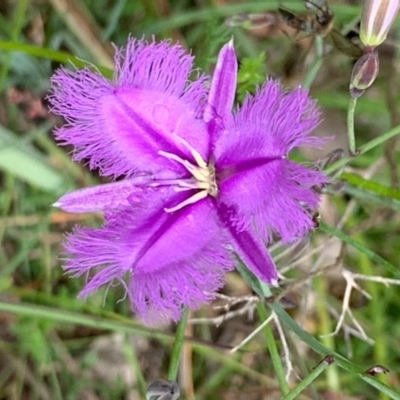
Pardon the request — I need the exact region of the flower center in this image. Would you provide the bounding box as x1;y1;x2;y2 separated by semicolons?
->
158;134;218;213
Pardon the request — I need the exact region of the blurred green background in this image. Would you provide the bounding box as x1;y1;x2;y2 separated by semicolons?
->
1;0;400;399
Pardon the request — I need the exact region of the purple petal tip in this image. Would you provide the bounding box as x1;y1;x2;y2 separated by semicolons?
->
269;278;279;288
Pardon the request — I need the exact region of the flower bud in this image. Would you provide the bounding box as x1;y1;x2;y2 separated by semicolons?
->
360;0;400;47
349;50;380;98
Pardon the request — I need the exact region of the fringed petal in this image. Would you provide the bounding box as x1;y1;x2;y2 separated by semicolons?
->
215;79;327;242
52;40;330;326
48;38;209;178
214;80;326;162
130;243;234;326
252;161;326;243
62;197;234;325
115;39;207;110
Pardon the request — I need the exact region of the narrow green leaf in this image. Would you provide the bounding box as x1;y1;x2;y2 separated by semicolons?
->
0;301;171;341
341;172;400;201
345;185;400;211
325;124;400;175
0;125;66;193
238;269;400;398
0;40;112;77
319;222;399;277
270;302;400;400
168;308;189;381
282;355;334;400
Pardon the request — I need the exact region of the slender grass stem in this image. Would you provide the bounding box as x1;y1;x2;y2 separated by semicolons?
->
0;0;29;91
168;308;189;381
0;41;112;76
257;303;290;395
325;124;400;175
123;334;147;398
282;355;335;400
303;36;324;89
314;277;341;391
347;97;358;155
356;235;390;400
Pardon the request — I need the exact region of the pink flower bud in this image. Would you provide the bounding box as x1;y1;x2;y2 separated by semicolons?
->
360;0;400;47
350;50;380;98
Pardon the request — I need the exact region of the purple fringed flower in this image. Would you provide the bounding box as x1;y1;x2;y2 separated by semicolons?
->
49;38;326;325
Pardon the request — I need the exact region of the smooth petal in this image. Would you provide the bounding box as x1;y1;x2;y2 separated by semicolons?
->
54;177;154;213
99;89;210;173
204;39;237;126
48;38;209;178
217;202;278;285
131;197;228;273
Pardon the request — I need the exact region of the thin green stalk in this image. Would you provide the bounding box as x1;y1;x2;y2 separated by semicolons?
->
167;308;189;381
320;222;398;277
257;303;290;395
0;174;15;245
347;97;358;155
282;355;334;400
122;334;147;398
236;267;400;399
3;299;400;398
325;123;400;175
270;302;400;399
0;0;29;91
356;234;390;400
303;36;324;89
0;41;112;77
314;277;340;391
48;361;63;400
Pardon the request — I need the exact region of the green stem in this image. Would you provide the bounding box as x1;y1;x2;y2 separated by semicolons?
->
325;123;400;175
0;41;112;77
167;308;189;381
314;277;340;391
235;265;400;400
123;334;147;398
0;0;29;91
347;96;358;155
257;303;290;395
356;235;390;400
282;355;334;400
303;35;324;89
270;302;400;399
